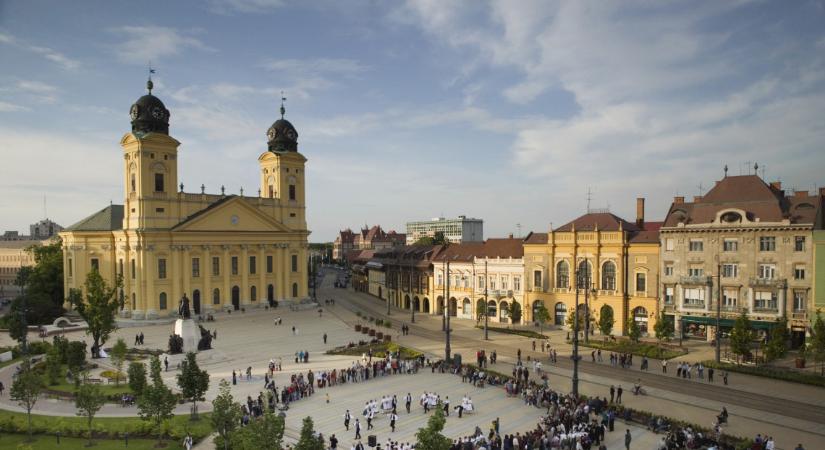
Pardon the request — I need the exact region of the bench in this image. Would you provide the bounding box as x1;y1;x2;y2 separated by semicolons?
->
87;378;102;384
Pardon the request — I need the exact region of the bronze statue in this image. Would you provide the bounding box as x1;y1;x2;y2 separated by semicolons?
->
178;294;191;319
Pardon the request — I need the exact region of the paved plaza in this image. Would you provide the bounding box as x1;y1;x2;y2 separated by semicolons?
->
0;269;823;449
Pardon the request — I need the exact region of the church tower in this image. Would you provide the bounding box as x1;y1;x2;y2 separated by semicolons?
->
121;78;181;230
258;99;307;231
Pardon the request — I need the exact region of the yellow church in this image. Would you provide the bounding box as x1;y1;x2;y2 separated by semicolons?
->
60;79;310;320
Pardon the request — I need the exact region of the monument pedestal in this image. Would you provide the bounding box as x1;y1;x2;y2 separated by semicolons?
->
174;319;199;353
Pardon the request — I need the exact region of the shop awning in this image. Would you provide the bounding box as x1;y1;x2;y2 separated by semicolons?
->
676;315;780;330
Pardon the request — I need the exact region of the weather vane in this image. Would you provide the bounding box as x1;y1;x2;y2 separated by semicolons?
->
147;62;156;94
280;91;286;119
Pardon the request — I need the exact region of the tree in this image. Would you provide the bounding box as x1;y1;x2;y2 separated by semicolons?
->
627;318;641;343
66;340;87;382
110;338;128;385
231;410;285;450
44;345;63;385
176;352;210;420
566;308;594;335
10;361;43;441
415;406;451;450
128;361;148;396
598;305;615;336
533;303;550;336
211;379;242;449
294;416;324;450
4;240;65;328
510;302;522;324
138;355;177;446
729;309;755;364
75;380;105;446
67;269;122;358
499;302;511;327
431;231;448;246
414;236;434;246
764;317;789;363
808;309;825;375
653;313;674;345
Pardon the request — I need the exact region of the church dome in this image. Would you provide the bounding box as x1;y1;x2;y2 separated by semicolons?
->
266;102;298;152
129;79;170;135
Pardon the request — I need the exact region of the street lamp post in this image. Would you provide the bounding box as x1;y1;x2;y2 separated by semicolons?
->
715;259;722;363
445;258;452;363
484;259;489;340
410;265;415;324
572;269;581;397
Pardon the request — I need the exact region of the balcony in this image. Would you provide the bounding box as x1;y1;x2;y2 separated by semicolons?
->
680;275;710;285
662;304;676;313
489;289;513;298
792;311;808;321
753;306;779;314
531;286;545;293
682;302;706;309
598;289;617;296
553;287;571;294
749;277;777;287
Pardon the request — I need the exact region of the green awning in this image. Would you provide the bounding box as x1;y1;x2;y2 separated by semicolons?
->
677;315;780;330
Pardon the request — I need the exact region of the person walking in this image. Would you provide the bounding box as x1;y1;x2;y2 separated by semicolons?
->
232;370;237;385
662;359;667;373
443;396;450;416
354;418;362;439
330;434;339;450
389;412;398;432
723;371;729;385
616;385;623;404
366;409;374;430
609;385;615;403
183;433;193;450
0;381;5;396
405;393;412;413
624;429;632;450
164;356;169;372
323;333;328;344
344;410;351;430
708;367;715;382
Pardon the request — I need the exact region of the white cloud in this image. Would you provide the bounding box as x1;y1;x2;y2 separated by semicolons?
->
207;0;285;14
262;58;367;75
0;31;81;70
0;101;29;112
110;26;214;64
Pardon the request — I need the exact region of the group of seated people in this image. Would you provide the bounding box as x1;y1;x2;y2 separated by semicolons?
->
120;393;136;407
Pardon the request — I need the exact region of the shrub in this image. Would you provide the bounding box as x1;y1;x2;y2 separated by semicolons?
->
475;325;547;339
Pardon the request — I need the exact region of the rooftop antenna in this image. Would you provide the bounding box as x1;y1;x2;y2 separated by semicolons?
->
280;91;286;119
697;182;704;196
586;186;592;212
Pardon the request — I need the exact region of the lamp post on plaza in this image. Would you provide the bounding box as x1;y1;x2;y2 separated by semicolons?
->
445;257;452;363
484;259;489;340
410;264;415;324
572;268;581;397
713;255;722;363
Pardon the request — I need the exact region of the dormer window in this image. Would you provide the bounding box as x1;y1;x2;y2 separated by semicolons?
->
721;212;741;223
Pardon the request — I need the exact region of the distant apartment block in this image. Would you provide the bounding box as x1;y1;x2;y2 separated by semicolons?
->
406;216;483;244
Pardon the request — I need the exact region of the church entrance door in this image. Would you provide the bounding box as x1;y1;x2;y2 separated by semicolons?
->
193;290;201;315
232;286;240;310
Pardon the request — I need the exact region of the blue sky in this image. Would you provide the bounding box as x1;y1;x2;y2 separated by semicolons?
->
1;0;824;242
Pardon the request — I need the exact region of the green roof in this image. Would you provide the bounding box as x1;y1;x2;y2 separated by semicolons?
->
66;205;124;231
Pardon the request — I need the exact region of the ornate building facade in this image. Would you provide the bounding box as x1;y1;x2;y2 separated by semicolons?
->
660;175;824;346
523;200;661;336
60;81;310;319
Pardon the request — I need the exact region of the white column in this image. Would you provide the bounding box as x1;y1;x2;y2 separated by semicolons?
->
705;284;712;312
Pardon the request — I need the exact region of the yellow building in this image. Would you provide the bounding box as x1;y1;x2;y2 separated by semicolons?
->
60;80;310;319
523;200;660;336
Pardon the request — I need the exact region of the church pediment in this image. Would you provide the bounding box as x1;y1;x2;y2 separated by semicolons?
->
172;196;293;233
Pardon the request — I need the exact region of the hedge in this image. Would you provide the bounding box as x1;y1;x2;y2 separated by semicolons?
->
575;339;686;360
701;360;825;387
0;409;213;441
474;325;548;339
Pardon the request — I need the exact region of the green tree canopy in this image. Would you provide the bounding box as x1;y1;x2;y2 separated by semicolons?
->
764;317;789;362
653;313;674;345
294;416;324;450
808;309;825;375
67;269;122;358
176;352;210;420
729;308;755;364
510;301;522;324
128;361;148;396
231;410;285;450
11;360;44;441
598;305;615;336
627;317;642;343
138;355;177;446
110;338;128;385
211;379;242;449
5;240;66;328
75;380;105;446
415;406;451;450
534;303;550;335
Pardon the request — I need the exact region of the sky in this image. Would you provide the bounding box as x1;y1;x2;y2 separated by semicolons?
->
1;0;824;242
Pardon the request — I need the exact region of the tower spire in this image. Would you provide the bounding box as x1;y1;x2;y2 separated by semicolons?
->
147;62;156;94
280;91;286;119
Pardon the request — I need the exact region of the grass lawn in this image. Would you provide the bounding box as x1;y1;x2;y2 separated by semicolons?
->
327;342;423;359
0;409;213;441
0;433;169;449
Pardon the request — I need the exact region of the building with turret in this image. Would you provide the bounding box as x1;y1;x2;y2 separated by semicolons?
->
59;79;310;319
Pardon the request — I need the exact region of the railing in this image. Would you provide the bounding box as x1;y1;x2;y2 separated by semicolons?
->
753;306;779;313
598;289;617;296
682;302;706;309
553;287;571;294
531;286;545;293
680;275;710;285
792;311;808;320
749;277;776;287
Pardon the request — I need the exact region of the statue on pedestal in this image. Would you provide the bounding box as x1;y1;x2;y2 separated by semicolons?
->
178;294;191;320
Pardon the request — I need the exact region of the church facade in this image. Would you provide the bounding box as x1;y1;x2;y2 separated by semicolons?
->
60;80;310;319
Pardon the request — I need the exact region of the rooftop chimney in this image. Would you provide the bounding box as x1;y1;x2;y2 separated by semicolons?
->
693;196;703;202
674;196;685;204
636;197;645;229
770;181;782;190
508;233;514;239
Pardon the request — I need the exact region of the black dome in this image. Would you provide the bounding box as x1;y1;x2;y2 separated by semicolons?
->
130;81;170;135
266;118;298;152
